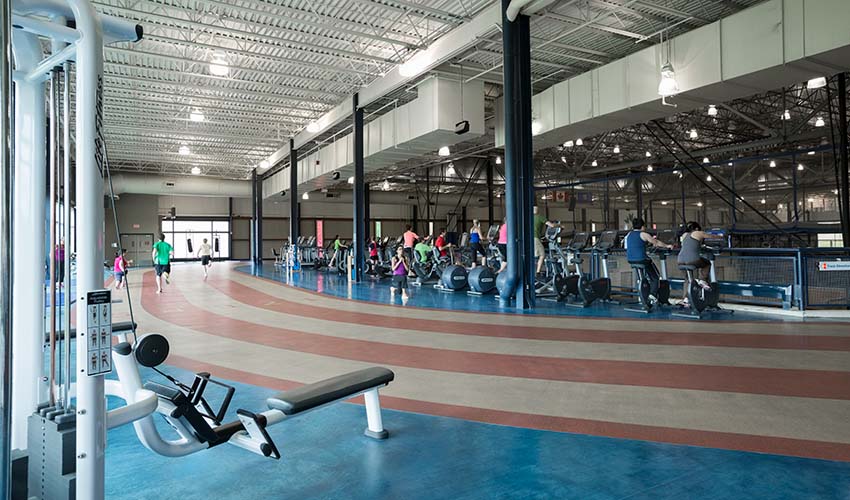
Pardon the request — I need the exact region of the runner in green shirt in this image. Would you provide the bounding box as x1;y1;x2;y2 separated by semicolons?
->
414;237;433;263
151;233;174;294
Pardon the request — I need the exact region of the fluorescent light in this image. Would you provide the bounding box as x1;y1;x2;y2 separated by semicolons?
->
728;162;733;166
798;163;804;171
531;119;543;136
575;138;583;146
495;156;502;165
438;146;450;156
815;116;825;127
189;109;205;122
446;163;455;176
807;77;827;89
209;53;229;76
661;201;668;205
672;170;679;175
702;157;710;164
657;62;679;97
807;151;816;155
613;145;620;154
178;145;190;155
645;151;652;158
646;165;653;172
782;109;791;120
769;160;776;167
347;176;354;184
563;140;574;148
807;197;815;203
259;160;269;169
382;179;390;191
689;129;698;139
190;166;201;175
707;105;718;117
591;160;598;167
697;202;704;207
302;192;309;200
306;122;321;133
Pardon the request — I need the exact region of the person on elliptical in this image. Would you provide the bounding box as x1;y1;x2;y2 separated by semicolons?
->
497;217;508;273
434;228;453;262
624;218;673;303
533;206;559;275
678;221;719;304
328;235;347;268
390;246;410;300
469;220;487;268
414;236;433;264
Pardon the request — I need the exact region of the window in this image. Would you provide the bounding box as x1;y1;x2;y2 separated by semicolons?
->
161;218;230;259
818;233;843;248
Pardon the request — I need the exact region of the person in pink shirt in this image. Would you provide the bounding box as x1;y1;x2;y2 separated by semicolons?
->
402;225;419;276
114;249;129;290
497;217;508;273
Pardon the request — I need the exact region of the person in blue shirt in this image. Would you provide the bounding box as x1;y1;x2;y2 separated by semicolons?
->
468;220;487;268
624;218;673;303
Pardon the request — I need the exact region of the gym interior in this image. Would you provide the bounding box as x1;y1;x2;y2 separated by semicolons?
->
3;0;850;499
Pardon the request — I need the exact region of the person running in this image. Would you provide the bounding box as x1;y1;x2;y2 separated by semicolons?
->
197;237;213;279
533;206;559;275
624;218;673;304
497;217;508;273
469;220;487;268
402;225;419;270
677;221;719;305
390;246;410;299
114;249;128;290
152;233;174;294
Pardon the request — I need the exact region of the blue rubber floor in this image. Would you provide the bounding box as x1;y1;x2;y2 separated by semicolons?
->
104;366;850;500
240;264;802;322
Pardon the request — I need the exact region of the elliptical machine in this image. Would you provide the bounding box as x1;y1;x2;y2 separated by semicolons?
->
574;230;618;306
535;225;568;299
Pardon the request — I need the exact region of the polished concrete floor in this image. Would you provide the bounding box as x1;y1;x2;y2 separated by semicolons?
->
100;262;850;499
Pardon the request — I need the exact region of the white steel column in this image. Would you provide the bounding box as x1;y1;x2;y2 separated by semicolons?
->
10;30;46;451
68;0;106;497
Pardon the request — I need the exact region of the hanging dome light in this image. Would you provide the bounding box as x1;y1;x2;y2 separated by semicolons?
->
645;151;652;158
302;192;309;200
446;163;455;176
591;160;598;167
575;138;583;146
306;122;321;133
807;77;827;89
672;169;679;176
707;105;718;117
815;116;825;127
209;53;230;77
495;156;502;165
382;179;390;191
657;62;679;97
347;176;354;184
438;146;450;156
613;145;620;154
178;145;191;155
189;109;205;122
760;198;766;204
689;129;698;139
563;140;574;148
703;157;710;164
706;175;712;182
769;160;777;167
798;163;804;171
190;166;201;175
646;165;653;172
561;156;567;163
782;109;791;120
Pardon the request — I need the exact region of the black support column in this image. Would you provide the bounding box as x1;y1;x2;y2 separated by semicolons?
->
289;139;299;249
499;0;535;309
364;182;371;243
251;168;263;267
839;74;850;247
352;93;365;281
487;160;494;226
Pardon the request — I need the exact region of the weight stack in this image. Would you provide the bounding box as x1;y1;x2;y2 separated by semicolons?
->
27;404;76;500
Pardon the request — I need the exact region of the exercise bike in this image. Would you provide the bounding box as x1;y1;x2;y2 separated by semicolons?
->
574;230;618;306
674;242;734;319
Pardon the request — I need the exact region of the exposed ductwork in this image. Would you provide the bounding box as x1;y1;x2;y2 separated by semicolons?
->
108;173;251;197
496;0;850;151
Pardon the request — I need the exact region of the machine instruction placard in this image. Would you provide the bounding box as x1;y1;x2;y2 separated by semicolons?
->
85;290;113;376
818;261;850;271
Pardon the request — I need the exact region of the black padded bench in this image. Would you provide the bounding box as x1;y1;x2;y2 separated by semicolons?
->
267;367;394;439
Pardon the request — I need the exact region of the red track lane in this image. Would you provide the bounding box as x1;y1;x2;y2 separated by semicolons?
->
167;354;850;463
210;278;850;351
141;273;850;400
